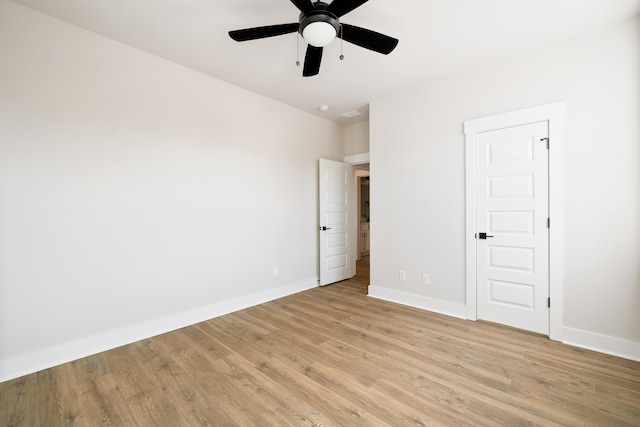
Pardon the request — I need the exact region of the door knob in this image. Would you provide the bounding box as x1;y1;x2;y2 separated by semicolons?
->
320;226;332;231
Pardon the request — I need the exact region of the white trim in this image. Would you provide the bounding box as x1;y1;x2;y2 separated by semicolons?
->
0;278;317;382
464;101;565;341
464;131;478;320
369;288;640;362
344;152;370;165
563;327;640;362
464;102;566;134
547;115;565;341
368;286;467;320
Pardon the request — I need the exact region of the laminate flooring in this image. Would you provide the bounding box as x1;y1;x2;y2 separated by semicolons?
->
2;261;639;426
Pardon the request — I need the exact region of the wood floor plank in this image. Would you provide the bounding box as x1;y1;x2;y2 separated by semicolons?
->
0;373;39;426
37;364;85;426
308;359;462;426
508;367;639;426
254;354;391;426
1;262;639;426
211;353;328;426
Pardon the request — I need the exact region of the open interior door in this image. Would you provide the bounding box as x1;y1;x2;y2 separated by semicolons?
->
318;158;355;286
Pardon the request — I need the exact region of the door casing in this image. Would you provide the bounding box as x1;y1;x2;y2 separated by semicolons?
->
464;102;565;341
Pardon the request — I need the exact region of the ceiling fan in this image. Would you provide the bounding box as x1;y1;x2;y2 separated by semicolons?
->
228;0;399;77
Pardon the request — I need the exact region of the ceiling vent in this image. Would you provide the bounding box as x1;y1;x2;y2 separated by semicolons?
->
340;109;362;119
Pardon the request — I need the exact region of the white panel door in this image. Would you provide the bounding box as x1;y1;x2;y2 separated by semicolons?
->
319;159;354;286
476;121;549;334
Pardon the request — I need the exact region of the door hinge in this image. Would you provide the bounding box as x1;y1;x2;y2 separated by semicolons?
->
548;297;551;308
541;137;549;149
547;218;550;228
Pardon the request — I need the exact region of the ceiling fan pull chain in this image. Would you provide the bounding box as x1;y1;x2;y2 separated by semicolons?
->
339;25;344;60
296;33;301;67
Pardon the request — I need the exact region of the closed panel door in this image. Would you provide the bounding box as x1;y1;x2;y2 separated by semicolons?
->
319;158;353;286
476;121;549;334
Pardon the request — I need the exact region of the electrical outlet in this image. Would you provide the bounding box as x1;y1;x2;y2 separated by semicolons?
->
273;267;279;277
422;273;430;286
399;270;406;281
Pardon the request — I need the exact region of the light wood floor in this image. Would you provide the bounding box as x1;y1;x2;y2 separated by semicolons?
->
2;260;639;426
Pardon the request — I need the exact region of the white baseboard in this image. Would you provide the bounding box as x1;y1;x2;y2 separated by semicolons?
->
367;286;467;320
0;278;317;383
562;327;640;362
368;287;640;363
5;282;637;383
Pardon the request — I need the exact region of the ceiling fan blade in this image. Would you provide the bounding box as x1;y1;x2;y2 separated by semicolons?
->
303;45;323;77
229;23;299;42
339;24;398;54
327;0;369;17
290;0;315;14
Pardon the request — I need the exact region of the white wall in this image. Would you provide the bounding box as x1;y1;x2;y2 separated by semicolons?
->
370;17;640;358
0;1;342;381
343;121;370;156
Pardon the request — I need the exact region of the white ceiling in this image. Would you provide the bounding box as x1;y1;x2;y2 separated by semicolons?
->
11;0;640;124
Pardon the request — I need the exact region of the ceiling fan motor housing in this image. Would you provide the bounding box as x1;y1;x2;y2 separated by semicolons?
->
299;2;340;47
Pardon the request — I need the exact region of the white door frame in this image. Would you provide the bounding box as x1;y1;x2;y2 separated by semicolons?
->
464;102;565;341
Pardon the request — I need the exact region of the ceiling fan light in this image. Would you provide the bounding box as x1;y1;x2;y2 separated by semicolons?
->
302;21;337;47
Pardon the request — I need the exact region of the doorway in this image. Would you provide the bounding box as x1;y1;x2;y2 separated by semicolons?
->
318;158;354;286
464;102;565;341
343;155;370;285
318;157;370;287
356;170;370;256
356;169;370;286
